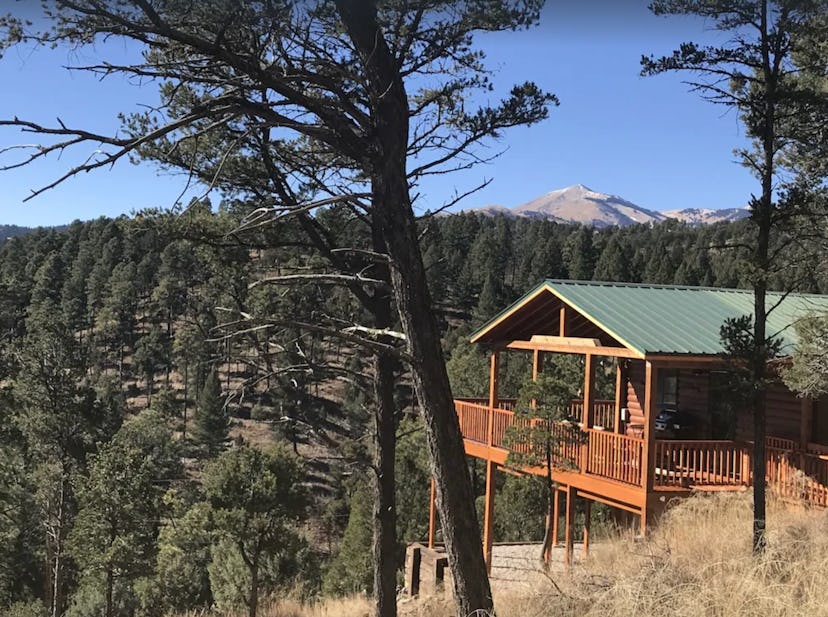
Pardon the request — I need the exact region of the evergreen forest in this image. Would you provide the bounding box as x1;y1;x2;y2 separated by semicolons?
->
0;204;819;617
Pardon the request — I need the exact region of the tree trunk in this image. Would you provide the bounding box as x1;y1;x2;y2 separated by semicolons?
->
105;564;114;617
372;352;398;617
249;553;259;617
752;0;774;555
183;361;189;440
336;3;494;614
540;444;555;564
48;474;68;617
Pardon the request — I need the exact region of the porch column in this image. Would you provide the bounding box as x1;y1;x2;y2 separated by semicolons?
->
640;361;658;532
583;499;592;558
559;305;567;337
613;361;625;434
488;350;500;447
427;477;437;548
564;484;576;566
583;353;595;428
552;488;560;548
532;348;543;381
482;460;497;572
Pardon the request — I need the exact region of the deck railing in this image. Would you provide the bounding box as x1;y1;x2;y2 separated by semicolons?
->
587;429;643;485
654;440;751;487
456;399;828;507
455;400;489;444
460;398;615;428
767;447;828;507
454;400;643;487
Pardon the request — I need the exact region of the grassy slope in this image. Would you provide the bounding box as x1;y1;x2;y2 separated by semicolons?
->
210;492;828;617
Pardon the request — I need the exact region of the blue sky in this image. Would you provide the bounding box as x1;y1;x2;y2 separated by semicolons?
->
0;2;755;226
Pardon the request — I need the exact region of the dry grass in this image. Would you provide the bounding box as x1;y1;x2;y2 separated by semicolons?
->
184;493;828;617
493;492;828;617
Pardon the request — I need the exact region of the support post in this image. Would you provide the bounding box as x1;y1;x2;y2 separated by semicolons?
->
640;361;657;535
559;305;567;337
583;499;592;558
488;350;500;409
641;361;657;494
564;485;576;566
552;488;560;548
613;361;624;434
532;348;543;381
482;461;496;573
583;353;596;428
428;477;437;548
488;351;500;447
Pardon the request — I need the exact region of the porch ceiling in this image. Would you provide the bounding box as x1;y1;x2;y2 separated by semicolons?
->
470;283;625;349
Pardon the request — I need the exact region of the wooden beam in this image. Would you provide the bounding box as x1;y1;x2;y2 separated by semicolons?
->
482;461;496;573
613;361;624;434
507;339;642;359
559;305;567;337
463;439;646;510
488;350;500;409
641;361;658;497
488;351;500;447
470;284;550;343
552;488;560;548
428;477;437;549
583;499;592;558
583;353;595;428
564;484;576;567
643;355;727;366
532;348;542;381
532;334;600;346
576;489;642;514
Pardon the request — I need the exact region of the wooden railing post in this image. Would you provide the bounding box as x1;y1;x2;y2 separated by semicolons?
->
583;353;595;428
614;361;625;434
742;447;751;486
488;351;500;448
641;361;657;494
581;354;595;472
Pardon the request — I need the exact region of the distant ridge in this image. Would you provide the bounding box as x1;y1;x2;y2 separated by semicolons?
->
467;185;749;227
0;224;35;244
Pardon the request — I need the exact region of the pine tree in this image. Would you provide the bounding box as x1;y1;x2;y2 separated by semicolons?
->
192;370;229;457
69;410;180;617
203;446;306;617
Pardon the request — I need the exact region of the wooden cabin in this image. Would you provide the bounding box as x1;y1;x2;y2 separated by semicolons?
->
429;280;828;568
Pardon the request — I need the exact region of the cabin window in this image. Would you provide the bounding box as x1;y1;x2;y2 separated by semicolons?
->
658;369;679;408
812;397;828;447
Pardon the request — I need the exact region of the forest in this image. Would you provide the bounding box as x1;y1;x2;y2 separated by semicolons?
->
0;206;815;617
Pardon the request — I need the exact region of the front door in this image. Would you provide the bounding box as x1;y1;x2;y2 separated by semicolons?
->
709;371;736;440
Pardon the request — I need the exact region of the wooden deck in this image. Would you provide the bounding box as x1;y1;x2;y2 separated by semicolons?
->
455;400;828;509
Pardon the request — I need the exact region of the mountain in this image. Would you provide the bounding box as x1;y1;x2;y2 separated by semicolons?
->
467;184;747;227
661;207;750;225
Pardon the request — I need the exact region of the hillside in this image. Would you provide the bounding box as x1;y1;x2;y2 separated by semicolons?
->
469;184;750;227
0;224;34;243
0;208;820;617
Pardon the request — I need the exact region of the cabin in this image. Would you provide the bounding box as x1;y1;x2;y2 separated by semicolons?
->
430;280;828;570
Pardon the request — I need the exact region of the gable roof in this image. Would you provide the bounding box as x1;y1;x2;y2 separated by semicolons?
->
471;280;828;357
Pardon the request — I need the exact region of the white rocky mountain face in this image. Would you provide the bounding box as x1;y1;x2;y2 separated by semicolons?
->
468;185;749;227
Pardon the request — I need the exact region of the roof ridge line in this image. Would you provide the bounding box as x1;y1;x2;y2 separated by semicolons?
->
544;279;825;297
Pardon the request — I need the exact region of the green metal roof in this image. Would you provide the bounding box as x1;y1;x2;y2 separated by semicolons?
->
472;280;828;357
